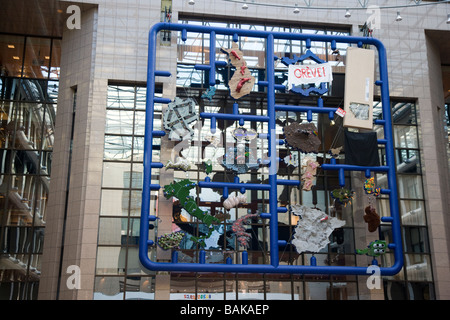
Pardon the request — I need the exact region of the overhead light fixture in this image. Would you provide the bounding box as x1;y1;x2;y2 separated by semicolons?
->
45;56;50;60
345;9;351;18
294;4;300;14
12;56;20;60
188;0;195;5
447;13;450;24
7;44;15;49
242;2;249;10
396;11;402;21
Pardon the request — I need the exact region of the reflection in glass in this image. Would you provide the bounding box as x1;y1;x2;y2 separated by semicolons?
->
0;35;25;77
104;135;133;161
124;276;155;300
98;217;128;245
94;276;125;300
96;247;125;275
105;109;135;135
101;189;128;216
394;125;418;149
404;254;433;282
400;200;426;225
23;37;51;79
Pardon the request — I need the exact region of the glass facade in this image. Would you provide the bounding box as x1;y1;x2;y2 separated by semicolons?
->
0;34;60;299
374;101;435;300
95;84;160;300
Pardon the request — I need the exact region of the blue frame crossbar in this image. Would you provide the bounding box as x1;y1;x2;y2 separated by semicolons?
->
139;22;403;276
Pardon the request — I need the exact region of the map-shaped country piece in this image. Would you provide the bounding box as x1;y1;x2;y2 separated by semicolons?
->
163;97;198;140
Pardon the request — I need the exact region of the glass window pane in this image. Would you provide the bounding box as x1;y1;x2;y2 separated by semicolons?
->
107;86;135;109
266;280;292;300
101;189;129;216
94;276;124;300
0;35;25;77
404;254;433;282
394;125;418;149
104;135;133;161
304;282;330;300
393;102;416;124
105;109;134;135
397;175;423;199
403;226;429;253
12;103;44;150
49;39;61;80
124;276;155;300
135;87;146;110
95;247;125;275
237;279;266;300
102;162;132;188
396;149;420;174
400;200;426;225
98;217;128;245
23;37;51;79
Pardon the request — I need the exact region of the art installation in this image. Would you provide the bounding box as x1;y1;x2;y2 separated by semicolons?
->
284;122;321;153
356;240;387;257
221;42;256;99
223;192;247;210
231;213;258;249
165;158;191;171
291;205;346;254
343;47;375;130
364;177;381;197
344;130;380;167
221;144;259;174
328;146;343;159
201;86;216;101
163;179;221;246
282;50;332;96
157;231;185;250
203;159;213;175
232;127;257;142
141;22;403;277
163;97;198;140
364;205;381;232
301;159;320;191
331;188;355;207
283;153;299;167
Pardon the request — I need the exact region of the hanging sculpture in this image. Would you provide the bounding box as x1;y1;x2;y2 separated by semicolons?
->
231;213;258;249
284;122;321;154
221;144;260;174
364;177;381;197
163;179;221;246
201;86;216;101
163;97;198;140
282;49;332;96
283;152;299;167
157;231;185;250
331;188;355;207
363;177;381;232
356;240;387;257
165;158;191;171
363;205;381;232
328;146;343;159
301;159;320;191
223;192;247;210
221;42;255;99
291;205;346;254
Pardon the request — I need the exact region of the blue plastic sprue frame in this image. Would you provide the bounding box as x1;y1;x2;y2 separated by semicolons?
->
139;22;404;276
